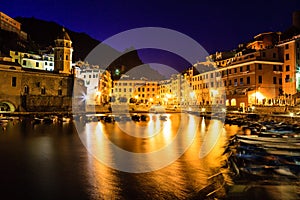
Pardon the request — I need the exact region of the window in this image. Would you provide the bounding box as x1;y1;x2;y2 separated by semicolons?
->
22;60;26;65
246;65;250;71
247;77;250;84
45;62;48;65
234;79;237;86
279;66;282;71
206;74;208;79
83;75;86;78
231;99;236;106
224;80;227;86
36;62;39;67
129;88;132;92
262;52;266;57
66;55;69;60
258;76;262;84
124;88;126;92
228;69;231;74
240;67;243;72
258;64;262;70
273;53;276;58
240;78;243;85
211;82;214;87
285;44;289;49
58;89;62;96
234;68;237;73
147;88;150;92
41;87;46;95
279;78;282;85
273;77;277;84
12;77;16;87
14;59;18;63
24;86;29;94
286;65;290;72
89;75;91;78
50;63;53;66
229;80;232;85
210;73;213;78
286;54;290;60
286;75;290;82
273;65;277;71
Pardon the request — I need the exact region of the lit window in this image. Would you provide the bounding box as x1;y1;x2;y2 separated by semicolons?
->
231;99;236;106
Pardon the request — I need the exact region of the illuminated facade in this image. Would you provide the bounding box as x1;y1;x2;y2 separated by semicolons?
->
54;28;73;74
159;79;174;107
277;35;300;95
0;12;27;40
10;51;54;71
190;46;284;108
75;61;112;105
112;78;159;105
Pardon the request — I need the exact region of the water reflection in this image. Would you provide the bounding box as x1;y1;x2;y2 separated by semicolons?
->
75;113;231;198
0;114;234;199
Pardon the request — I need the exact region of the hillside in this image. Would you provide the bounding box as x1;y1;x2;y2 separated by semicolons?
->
1;17;143;73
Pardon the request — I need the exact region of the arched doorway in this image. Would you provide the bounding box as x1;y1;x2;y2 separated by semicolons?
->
0;101;16;112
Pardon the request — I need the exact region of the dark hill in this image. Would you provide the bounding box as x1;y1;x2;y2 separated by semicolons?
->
1;17;144;75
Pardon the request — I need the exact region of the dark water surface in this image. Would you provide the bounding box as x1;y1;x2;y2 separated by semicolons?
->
0;114;242;199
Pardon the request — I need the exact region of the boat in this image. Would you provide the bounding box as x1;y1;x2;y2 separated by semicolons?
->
159;115;167;120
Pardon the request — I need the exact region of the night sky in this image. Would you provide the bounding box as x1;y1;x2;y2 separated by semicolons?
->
1;0;300;71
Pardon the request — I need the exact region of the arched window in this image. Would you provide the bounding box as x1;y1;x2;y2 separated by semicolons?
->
231;99;236;106
41;87;46;95
24;85;29;94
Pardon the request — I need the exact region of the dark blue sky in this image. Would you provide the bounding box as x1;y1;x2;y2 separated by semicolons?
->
1;0;300;70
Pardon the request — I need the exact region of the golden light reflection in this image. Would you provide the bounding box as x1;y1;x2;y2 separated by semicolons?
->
200;117;206;137
199;120;223;159
81;122;122;199
162;118;172;141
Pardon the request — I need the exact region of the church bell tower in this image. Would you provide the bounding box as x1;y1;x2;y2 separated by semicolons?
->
54;28;73;74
